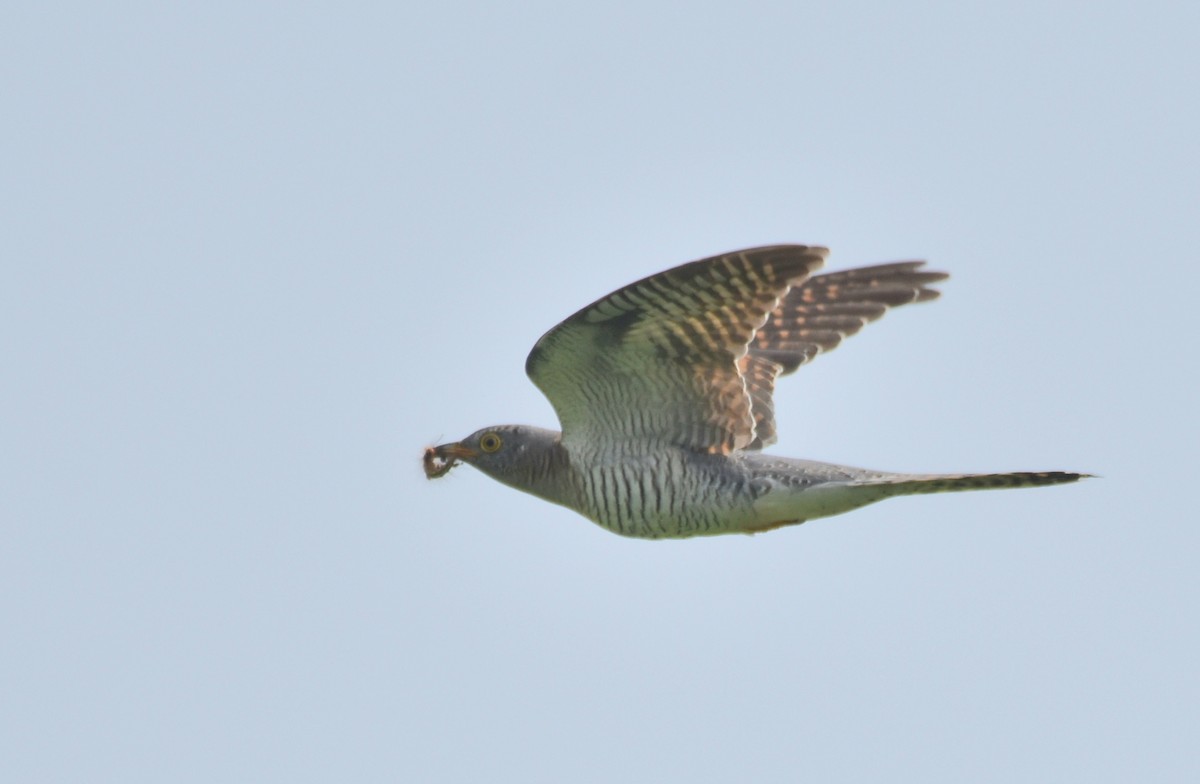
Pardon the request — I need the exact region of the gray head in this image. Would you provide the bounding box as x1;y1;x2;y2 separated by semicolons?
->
424;425;570;505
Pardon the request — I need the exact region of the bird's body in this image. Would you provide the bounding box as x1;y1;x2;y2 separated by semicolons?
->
426;245;1086;539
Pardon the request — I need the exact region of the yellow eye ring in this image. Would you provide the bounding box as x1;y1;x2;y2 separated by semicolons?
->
479;432;503;453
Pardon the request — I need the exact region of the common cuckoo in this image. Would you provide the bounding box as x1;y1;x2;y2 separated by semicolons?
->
425;245;1086;538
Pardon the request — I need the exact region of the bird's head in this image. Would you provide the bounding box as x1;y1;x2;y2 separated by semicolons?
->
424;425;563;488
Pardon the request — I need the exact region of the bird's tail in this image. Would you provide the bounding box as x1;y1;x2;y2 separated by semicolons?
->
745;469;1092;533
860;471;1091;495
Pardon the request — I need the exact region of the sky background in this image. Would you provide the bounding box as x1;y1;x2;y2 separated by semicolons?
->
3;2;1198;782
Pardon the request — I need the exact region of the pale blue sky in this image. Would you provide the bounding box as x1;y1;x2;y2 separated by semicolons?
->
3;2;1198;782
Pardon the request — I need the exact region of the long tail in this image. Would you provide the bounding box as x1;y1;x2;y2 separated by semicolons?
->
745;469;1092;533
864;471;1091;495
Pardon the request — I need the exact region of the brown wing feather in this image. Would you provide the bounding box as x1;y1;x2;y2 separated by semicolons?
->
741;261;949;449
738;353;784;448
526;245;828;453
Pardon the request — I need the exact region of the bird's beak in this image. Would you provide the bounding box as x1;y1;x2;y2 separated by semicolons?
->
423;441;477;479
435;442;477;460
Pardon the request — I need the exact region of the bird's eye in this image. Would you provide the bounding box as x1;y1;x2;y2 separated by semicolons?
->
479;432;503;453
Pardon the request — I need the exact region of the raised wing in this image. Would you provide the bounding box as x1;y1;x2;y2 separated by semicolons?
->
525;246;828;454
742;261;949;448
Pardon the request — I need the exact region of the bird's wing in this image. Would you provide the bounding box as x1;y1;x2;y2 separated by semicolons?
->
525;245;827;454
743;261;948;448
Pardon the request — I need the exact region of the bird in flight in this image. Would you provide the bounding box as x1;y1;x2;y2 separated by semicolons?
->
425;245;1086;538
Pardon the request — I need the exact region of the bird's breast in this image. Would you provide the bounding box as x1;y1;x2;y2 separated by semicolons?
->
566;445;760;538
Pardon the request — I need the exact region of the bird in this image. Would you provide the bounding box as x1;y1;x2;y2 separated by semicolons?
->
424;245;1087;539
